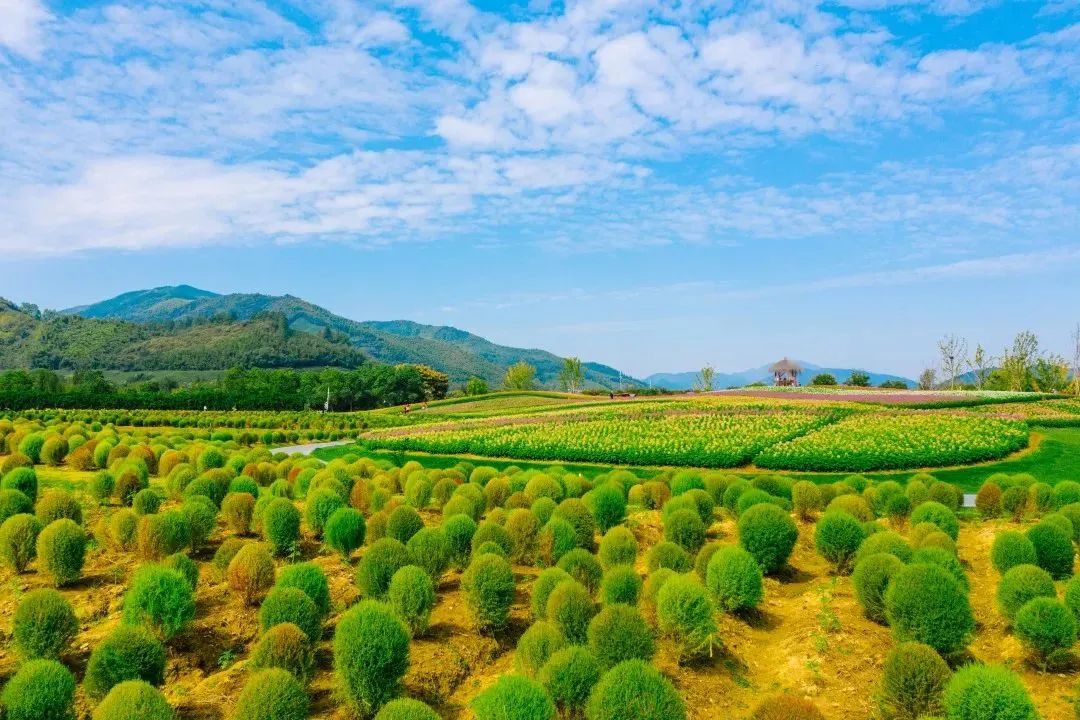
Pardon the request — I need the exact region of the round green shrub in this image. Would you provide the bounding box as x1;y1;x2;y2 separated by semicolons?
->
259;586;321;642
442;513;477;570
557;549;603;594
737;503;798;575
221;492;254;535
645;541;691;573
324;507;365;558
586;483;626;534
131;488;163;516
386;505;424;544
942;664;1036;720
276;562;330;618
0;488;33;524
2;467;38;501
333;600;411;717
587;603;654;669
1043;512;1074;540
13;588;77;659
180;496;217;551
227;543;276;605
404;474;434;510
600;565;641;606
374;698;440;720
555;498;596;550
911;547;968;591
585;659;685;720
705;544;764;613
997;563;1055;622
814;510;866;573
262;498;301;557
462;553;516;632
1026;521;1075;579
162;552;198;591
35;489;82;526
547;579;596;644
539;517;579;567
531;567;572;619
303;487;344;538
852;553;904;624
909;502;959;541
1065;574;1080;624
122;565;196;640
693;541;722;580
84;625;166;701
876;641;950;720
539;646;600;714
792;480;823;519
36;518;87;586
249;622;314;680
663;509;706;554
136;511;188;560
107;509;139;551
856;530;912;564
516;620;567;678
1;659;75;720
0;512;41;572
1014;596;1076;660
356;538;413;599
1002;485;1029;520
473;520;513;554
387;565;435;636
884;564;973;655
655;574;715;663
990;531;1038;575
472;674;554;720
405;527;449;582
749;695;825;719
92;679;173;720
233;668;308;720
505;507;540;563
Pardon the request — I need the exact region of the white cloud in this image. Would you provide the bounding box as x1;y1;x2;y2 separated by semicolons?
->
0;0;50;57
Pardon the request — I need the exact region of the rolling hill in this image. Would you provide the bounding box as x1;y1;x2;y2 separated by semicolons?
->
645;362;914;390
62;286;635;388
0;299;365;371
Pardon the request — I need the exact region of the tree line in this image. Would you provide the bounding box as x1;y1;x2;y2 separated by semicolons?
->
0;364;449;411
927;327;1080;393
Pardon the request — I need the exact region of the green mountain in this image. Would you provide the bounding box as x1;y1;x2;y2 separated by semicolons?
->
61;286;633;388
0;299;365;371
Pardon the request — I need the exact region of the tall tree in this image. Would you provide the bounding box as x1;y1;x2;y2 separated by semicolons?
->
1000;331;1039;391
968;344;993;390
918;367;937;390
937;334;968;390
558;357;584;393
1031;355;1069;393
1071;323;1080;396
503;362;538;391
694;365;716;392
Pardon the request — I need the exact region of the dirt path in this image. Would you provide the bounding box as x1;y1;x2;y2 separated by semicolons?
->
272;439;352;455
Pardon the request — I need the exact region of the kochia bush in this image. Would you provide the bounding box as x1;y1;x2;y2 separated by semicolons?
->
876;641;950;720
1026;521;1075;579
471;675;555;720
0;659;76;720
585;659;686;720
122;565;196;640
655;574;716;663
259;587;322;643
374;699;440;720
989;531;1037;574
587;603;655;669
13;588;78;659
356;538;413;599
324;507;366;558
814;510;866;573
227;543;276;605
884;564;973;655
706;544;764;613
233;669;308;720
275;562;331;618
84;625;167;701
515;620;567;678
852;553;904;624
248;622;314;681
387;565;435;636
539;646;601;715
262;498;301;557
462;553;516;633
942;665;1037;720
1013;597;1076;661
0;513;41;572
996;564;1055;622
36;518;87;587
737;503;798;575
333;601;411;718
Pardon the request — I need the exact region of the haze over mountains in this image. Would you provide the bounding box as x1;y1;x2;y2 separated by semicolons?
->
644;363;914;390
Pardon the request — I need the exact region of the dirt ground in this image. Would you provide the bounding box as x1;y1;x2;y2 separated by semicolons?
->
1;487;1077;719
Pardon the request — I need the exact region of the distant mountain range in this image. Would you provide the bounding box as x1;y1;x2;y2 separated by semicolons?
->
60;286;634;388
644;362;914;390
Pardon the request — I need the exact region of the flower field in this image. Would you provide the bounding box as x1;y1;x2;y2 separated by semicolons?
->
754;413;1030;472
365;409;839;467
364;400;1032;472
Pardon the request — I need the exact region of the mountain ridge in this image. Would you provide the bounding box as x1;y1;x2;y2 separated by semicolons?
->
62;286;635;388
644;361;914;390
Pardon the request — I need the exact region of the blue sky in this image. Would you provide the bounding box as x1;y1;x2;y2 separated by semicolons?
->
0;0;1077;379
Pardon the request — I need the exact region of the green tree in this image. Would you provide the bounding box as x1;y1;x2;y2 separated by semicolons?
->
918;368;937;390
1000;331;1038;391
811;373;837;386
693;365;715;392
1031;356;1069;392
558;358;584;393
503;362;537;391
968;344;993;390
464;377;489;396
847;371;870;387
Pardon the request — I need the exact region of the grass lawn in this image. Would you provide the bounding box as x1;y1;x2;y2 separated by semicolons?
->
315;426;1080;492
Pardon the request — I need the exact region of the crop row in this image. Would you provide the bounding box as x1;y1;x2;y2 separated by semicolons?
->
754;413;1029;472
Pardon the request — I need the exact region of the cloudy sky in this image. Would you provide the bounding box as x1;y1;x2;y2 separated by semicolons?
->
0;0;1077;378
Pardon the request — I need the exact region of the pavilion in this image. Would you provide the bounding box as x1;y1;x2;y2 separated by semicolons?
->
769;358;802;386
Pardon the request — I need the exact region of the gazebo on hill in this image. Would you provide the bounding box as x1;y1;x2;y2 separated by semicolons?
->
770;358;802;386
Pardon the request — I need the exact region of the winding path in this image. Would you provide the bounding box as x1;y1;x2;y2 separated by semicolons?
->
272;439;352;455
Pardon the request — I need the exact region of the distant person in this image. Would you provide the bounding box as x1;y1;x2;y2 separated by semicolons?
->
403;403;410;415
